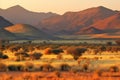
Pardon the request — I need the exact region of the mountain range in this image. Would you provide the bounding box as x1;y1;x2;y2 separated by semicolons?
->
37;6;120;35
0;5;120;40
0;5;58;26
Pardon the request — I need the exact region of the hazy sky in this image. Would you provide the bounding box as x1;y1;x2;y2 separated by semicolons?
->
0;0;119;14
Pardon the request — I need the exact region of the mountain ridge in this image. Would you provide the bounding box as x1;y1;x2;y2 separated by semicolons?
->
0;6;120;37
38;6;118;35
0;5;58;26
91;12;120;30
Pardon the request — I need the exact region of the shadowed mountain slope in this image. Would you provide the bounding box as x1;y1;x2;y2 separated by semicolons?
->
5;24;59;40
0;16;13;28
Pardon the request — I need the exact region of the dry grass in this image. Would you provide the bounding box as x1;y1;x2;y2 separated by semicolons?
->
0;72;120;80
0;43;120;80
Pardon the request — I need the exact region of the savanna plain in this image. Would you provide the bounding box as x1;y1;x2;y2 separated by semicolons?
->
0;39;120;80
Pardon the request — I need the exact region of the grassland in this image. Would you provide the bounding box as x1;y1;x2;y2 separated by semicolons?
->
0;39;120;80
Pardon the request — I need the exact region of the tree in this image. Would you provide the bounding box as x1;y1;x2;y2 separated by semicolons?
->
66;47;87;60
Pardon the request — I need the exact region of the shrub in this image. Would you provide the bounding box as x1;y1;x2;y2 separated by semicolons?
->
57;54;63;60
51;49;63;55
28;46;35;52
17;65;24;71
115;40;120;45
14;52;29;61
92;69;102;80
66;47;87;60
60;64;71;71
14;55;25;61
30;52;43;60
41;64;54;72
0;52;9;59
109;66;119;72
2;55;9;59
106;42;112;46
7;65;18;71
7;64;24;71
0;63;7;72
99;46;106;51
93;49;99;55
25;62;34;72
44;48;52;55
82;63;89;72
0;52;3;58
53;71;61;77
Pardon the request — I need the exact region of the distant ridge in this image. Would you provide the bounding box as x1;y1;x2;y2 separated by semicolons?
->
0;5;58;26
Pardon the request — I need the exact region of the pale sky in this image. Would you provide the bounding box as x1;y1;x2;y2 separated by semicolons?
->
0;0;119;14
